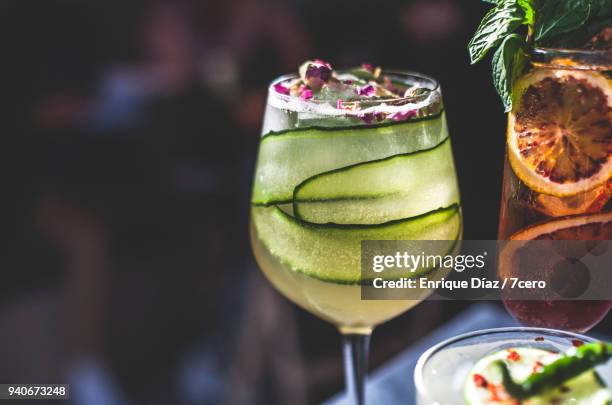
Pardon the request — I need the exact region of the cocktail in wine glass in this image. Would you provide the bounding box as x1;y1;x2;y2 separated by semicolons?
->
250;60;462;404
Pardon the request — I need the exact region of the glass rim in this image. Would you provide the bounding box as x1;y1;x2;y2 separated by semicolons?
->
267;69;441;107
413;326;596;398
531;46;612;70
533;46;611;57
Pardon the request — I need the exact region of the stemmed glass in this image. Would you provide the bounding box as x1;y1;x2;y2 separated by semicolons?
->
250;69;461;404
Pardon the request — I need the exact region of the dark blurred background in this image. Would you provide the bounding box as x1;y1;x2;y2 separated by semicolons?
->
2;1;609;404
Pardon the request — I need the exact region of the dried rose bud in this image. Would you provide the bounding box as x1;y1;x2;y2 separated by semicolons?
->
273;83;290;95
309;65;332;82
299;60;333;90
313;59;332;69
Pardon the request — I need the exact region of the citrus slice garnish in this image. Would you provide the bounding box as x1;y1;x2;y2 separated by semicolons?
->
499;211;612;281
508;70;612;197
508;211;612;241
499;212;612;332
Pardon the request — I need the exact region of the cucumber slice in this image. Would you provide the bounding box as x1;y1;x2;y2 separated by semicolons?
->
465;347;611;404
293;138;459;224
252;112;447;205
251;204;461;283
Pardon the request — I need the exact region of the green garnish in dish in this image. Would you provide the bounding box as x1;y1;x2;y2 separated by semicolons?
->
495;342;612;400
465;343;612;404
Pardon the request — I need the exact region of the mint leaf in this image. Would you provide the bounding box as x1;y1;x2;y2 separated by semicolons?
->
535;0;592;41
468;0;526;64
492;34;527;112
469;0;609;111
517;0;535;26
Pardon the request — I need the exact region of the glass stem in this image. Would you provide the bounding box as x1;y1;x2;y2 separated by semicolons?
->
342;333;371;405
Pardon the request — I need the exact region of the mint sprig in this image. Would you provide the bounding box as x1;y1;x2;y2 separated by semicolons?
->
468;0;526;64
492;34;528;111
468;0;611;112
468;0;534;111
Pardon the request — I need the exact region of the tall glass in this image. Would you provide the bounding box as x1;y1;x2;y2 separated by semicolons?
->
414;327;610;405
250;71;461;404
498;48;612;332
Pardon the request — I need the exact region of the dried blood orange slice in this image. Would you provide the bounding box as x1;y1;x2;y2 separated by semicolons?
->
508;70;612;197
498;212;612;331
499;211;612;279
508;210;612;241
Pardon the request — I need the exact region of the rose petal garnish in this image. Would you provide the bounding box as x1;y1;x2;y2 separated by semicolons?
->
389;110;416;121
297;84;313;100
290;60;428;110
358;112;386;124
301;89;313;100
358;84;376;97
273;83;290;95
